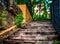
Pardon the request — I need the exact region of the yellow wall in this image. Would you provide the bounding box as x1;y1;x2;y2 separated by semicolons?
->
17;4;32;24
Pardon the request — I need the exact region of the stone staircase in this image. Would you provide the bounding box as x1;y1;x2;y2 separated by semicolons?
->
4;20;58;44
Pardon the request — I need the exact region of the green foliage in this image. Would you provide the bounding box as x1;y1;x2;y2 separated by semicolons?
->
15;0;24;4
0;25;2;29
0;11;6;23
32;1;50;20
1;11;6;17
15;13;23;28
42;12;47;19
33;12;48;20
32;0;41;5
0;11;6;29
1;18;6;23
53;40;60;44
33;14;39;20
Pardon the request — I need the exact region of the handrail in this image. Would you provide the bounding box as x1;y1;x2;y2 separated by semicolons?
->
0;25;16;36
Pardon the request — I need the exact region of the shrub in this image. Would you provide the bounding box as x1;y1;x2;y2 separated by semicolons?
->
15;13;24;28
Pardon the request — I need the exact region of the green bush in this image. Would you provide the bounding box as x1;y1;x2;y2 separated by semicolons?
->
33;14;39;20
42;12;47;19
15;13;24;28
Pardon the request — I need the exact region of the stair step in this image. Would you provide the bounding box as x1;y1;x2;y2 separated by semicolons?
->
4;21;58;43
11;34;58;41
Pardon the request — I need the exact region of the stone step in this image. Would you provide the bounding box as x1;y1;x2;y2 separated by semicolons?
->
27;23;53;27
25;26;54;29
4;21;58;43
36;41;53;44
11;34;58;41
31;21;52;24
4;39;54;44
18;29;56;34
